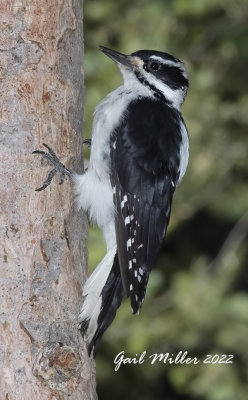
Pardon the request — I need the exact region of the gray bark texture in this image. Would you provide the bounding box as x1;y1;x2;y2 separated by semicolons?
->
0;0;97;399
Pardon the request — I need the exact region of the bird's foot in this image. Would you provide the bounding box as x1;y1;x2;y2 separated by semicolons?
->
33;143;72;191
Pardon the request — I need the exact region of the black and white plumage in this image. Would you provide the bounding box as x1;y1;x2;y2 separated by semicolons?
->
76;47;189;355
34;46;189;356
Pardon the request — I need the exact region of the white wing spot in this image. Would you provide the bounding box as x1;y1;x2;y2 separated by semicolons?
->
126;238;131;249
121;195;128;208
129;261;132;270
130;284;133;291
125;216;131;225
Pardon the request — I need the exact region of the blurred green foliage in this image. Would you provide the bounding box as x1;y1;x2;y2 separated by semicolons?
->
83;0;248;399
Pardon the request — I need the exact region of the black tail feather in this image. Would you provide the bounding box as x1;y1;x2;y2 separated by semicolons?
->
87;254;124;356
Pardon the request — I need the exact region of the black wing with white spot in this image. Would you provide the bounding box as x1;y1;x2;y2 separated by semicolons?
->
110;98;183;313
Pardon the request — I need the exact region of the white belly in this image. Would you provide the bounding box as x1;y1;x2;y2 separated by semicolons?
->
74;87;136;231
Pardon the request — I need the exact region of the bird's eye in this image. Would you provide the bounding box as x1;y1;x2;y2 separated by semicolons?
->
150;62;160;71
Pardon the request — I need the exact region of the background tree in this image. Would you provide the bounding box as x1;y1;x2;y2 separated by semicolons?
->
0;1;96;399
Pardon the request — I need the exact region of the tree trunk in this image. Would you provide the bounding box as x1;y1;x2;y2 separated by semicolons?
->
0;1;97;399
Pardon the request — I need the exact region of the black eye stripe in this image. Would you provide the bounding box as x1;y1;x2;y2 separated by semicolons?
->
141;59;188;91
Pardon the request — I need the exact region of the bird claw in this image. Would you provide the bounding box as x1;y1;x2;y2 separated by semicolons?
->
33;143;72;191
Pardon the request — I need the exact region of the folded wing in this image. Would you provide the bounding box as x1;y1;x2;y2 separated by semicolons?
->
110;98;182;313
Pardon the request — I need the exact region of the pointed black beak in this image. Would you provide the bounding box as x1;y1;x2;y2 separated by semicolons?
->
99;46;132;68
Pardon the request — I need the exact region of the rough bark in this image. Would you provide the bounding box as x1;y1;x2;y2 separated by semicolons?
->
0;1;97;399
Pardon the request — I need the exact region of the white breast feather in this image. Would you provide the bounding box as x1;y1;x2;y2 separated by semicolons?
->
178;121;189;184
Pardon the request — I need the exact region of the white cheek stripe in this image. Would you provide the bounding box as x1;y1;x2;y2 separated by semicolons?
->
142;71;183;110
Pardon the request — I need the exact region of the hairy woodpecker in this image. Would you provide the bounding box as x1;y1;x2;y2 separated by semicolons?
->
34;46;189;356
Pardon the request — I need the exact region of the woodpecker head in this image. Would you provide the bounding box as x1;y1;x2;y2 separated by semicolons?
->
100;46;188;109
